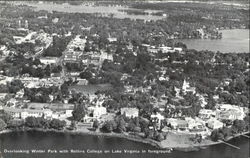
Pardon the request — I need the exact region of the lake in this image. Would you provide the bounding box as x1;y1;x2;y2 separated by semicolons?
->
11;1;164;21
177;29;249;53
0;131;249;158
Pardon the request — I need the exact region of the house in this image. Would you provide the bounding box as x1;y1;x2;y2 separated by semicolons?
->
199;109;216;119
166;118;188;130
6;98;19;107
182;79;196;94
107;37;117;43
206;118;223;129
76;79;89;85
121;107;139;118
40;57;58;65
0;93;8;100
216;104;245;121
88;106;107;118
0;76;14;85
216;109;245;121
185;117;206;132
15;89;24;99
151;113;165;129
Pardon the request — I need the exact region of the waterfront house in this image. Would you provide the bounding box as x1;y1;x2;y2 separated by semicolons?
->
88;106;107;119
206;118;223;129
185;117;206;132
121;107;139;118
151;113;165;129
166;118;188;130
216;104;245;121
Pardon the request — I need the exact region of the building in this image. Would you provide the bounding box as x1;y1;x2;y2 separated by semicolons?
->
216;104;245;121
0;93;8;100
3;106;53;119
185;117;206;132
151;113;165;129
182;79;196;94
88;106;107;118
166;118;188;130
40;57;58;65
206;118;223;129
121;107;139;118
199;109;216;119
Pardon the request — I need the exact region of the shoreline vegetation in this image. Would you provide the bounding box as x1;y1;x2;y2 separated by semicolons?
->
0;128;249;151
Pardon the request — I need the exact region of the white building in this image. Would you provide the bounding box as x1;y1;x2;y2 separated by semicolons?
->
0;93;8;100
199;109;216;119
3;107;53;119
182;79;196;94
40;57;58;65
151;113;165;129
88;106;107;118
216;104;245;121
207;118;223;129
121;107;139;118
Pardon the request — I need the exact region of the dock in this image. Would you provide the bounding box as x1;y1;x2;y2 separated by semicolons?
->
242;134;250;138
219;140;240;150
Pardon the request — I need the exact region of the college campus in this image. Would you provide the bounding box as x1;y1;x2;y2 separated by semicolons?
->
0;0;249;156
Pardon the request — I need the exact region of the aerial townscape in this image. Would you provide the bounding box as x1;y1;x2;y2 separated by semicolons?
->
0;0;249;155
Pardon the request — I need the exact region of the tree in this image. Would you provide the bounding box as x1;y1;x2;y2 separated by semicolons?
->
7;79;24;93
102;120;117;133
50;119;66;130
205;95;216;110
79;70;92;80
127;120;137;132
116;117;126;133
0;112;12;125
156;133;164;142
25;117;40;128
60;82;69;96
0;119;7;131
93;120;99;130
232;119;246;133
72;104;86;122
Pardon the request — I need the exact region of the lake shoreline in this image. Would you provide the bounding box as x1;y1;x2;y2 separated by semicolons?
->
0;128;249;152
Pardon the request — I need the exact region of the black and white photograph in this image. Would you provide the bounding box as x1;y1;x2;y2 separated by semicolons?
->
0;0;249;158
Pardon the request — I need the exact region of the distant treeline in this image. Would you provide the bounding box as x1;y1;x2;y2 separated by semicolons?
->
1;0;249;2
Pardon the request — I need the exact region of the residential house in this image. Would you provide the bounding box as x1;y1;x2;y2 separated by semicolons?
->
185;117;206;132
199;109;216;120
166;118;188;130
88;106;107;118
121;107;139;118
151;113;165;129
216;104;245;121
206;118;223;129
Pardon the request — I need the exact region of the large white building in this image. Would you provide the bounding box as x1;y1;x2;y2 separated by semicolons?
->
3;107;53;119
216;104;245;121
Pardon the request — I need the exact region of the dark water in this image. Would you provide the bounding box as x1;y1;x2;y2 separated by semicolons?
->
0;131;249;158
